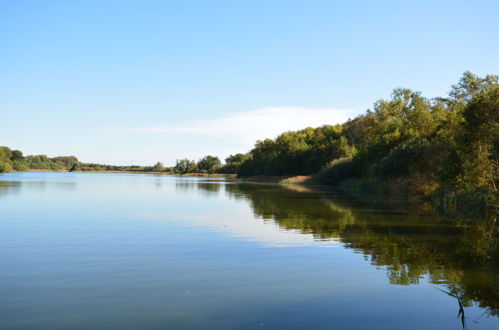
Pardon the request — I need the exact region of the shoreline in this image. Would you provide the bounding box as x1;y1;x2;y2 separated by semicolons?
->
25;169;238;178
9;170;493;218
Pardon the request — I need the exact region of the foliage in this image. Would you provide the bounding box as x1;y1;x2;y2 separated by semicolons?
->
152;162;165;172
316;157;358;184
51;156;78;169
174;159;198;174
219;153;250;174
225;72;498;211
235;125;355;176
25;155;62;170
0;147;69;172
0;146;172;174
0;160;13;173
197;155;221;173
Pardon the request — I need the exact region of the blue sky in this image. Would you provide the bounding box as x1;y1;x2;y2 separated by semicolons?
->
1;0;498;165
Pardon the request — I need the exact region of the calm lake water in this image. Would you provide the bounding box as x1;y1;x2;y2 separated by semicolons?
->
0;172;497;330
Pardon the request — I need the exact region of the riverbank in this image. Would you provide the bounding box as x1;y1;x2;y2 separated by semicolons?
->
26;169;237;178
20;169;497;218
238;174;496;219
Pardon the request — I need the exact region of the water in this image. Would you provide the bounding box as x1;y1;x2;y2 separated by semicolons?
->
0;172;497;330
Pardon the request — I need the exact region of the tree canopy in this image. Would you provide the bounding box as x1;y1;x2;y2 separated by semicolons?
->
219;72;498;210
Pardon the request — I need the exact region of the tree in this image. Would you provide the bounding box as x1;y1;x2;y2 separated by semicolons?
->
25;155;61;170
198;155;221;173
0;146;13;163
12;150;24;161
152;162;165;172
0;147;17;172
174;159;198;174
457;85;499;192
223;153;249;173
449;71;499;105
0;160;13;173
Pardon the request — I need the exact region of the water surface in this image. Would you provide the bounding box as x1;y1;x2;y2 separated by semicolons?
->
0;172;497;329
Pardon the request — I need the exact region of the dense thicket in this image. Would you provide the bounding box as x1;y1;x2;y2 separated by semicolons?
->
224;72;498;208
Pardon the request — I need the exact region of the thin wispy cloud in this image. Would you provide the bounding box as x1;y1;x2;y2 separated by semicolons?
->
121;106;355;147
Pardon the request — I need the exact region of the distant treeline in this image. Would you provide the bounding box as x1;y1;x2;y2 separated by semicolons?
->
0;151;161;173
0;148;224;174
0;152;78;172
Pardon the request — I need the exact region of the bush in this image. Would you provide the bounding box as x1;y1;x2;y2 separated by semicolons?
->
316;157;358;184
0;161;13;173
12;160;28;171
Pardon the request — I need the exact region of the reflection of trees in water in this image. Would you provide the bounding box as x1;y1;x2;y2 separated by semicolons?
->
29;181;77;192
225;183;355;239
0;180;76;198
175;180;223;197
197;182;222;194
224;183;499;317
0;181;22;198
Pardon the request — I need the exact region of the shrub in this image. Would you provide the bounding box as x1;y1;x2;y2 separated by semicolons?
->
316;157;358;184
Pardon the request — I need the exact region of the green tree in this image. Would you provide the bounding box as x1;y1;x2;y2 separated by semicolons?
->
222;153;249;173
11;150;24;161
152;161;165;172
457;85;499;192
0;160;13;173
0;147;14;172
198;155;221;173
51;156;78;170
174;159;198;174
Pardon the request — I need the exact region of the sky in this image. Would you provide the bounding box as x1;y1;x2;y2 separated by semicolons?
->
1;0;498;166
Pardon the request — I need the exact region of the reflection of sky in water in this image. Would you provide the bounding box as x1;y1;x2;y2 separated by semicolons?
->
0;173;338;247
0;172;497;330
